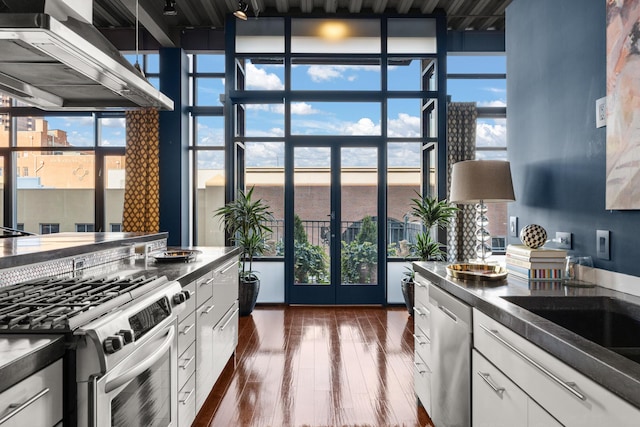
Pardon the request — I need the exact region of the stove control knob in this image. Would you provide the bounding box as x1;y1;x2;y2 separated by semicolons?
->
118;329;135;345
103;335;124;354
182;290;191;301
173;292;186;305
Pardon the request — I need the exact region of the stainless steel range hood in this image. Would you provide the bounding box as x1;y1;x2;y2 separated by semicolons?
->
0;0;174;110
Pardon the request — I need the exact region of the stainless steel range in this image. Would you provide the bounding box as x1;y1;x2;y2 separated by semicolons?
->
0;273;190;427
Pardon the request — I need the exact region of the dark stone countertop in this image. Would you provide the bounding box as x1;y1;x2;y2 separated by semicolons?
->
0;334;66;394
0;244;240;392
413;261;640;409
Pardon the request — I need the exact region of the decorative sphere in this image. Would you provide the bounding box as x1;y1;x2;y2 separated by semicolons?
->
520;224;547;249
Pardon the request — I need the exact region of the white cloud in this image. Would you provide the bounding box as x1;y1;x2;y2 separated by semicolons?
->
308;65;343;82
344;118;380;135
388;113;420;138
307;65;378;82
100;118;125;128
476;120;507;148
291;102;318;115
246;63;284;90
478;99;507;107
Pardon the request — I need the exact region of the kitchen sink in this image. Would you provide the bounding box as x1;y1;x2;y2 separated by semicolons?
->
502;296;640;363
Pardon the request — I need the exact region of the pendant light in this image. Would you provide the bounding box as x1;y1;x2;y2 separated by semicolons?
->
234;0;248;20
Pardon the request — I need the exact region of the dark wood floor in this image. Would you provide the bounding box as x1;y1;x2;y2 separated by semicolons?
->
192;305;434;427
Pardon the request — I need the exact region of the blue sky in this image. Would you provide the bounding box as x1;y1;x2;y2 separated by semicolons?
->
42;54;506;167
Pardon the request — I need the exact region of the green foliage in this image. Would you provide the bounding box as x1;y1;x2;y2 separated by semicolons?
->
408;192;458;261
341;240;377;284
294;241;328;283
355;215;377;244
402;266;415;282
411;233;446;261
293;214;308;244
213;186;273;279
409;191;458;230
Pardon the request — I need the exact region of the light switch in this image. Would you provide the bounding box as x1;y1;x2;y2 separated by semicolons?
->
509;216;518;237
596;230;610;260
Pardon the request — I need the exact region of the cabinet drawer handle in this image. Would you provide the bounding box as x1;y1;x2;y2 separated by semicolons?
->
219;260;239;275
199;278;214;287
415;281;427;288
477;371;505;397
201;305;215;315
413;361;428;374
180;323;195;335
180;355;195;370
479;324;586;401
179;388;195;405
438;304;458;322
0;388;50;424
412;333;430;346
220;308;239;331
413;306;430;317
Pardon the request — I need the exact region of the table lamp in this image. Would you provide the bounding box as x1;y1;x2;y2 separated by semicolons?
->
449;160;515;263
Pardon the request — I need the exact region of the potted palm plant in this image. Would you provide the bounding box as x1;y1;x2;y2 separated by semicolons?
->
214;186;273;316
402;193;458;315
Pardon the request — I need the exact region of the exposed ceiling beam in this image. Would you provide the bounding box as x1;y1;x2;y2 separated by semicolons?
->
194;0;225;28
457;0;492;29
396;0;414;14
300;0;314;13
325;0;338;13
118;0;176;47
371;0;388;14
420;0;441;14
480;0;511;29
348;0;363;13
175;0;203;27
275;0;290;13
93;2;121;27
445;0;466;15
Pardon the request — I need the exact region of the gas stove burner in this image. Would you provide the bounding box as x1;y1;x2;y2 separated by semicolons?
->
0;274;169;331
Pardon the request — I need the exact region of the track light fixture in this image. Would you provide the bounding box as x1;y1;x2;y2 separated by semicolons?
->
163;0;177;16
234;0;248;20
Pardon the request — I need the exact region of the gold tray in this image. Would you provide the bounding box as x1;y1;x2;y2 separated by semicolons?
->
446;263;508;281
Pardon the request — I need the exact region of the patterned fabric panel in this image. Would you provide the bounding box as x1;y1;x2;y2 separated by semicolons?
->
447;102;477;262
122;108;160;233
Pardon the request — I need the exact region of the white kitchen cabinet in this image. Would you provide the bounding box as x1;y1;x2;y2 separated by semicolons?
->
474;308;640;427
473;349;527;427
0;359;62;427
195;256;239;415
195;292;217;410
176;280;197;427
528;399;563;427
413;273;432;414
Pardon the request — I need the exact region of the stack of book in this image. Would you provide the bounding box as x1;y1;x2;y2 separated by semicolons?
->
505;244;567;280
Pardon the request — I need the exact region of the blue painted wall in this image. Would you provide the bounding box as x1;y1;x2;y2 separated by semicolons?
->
507;0;640;276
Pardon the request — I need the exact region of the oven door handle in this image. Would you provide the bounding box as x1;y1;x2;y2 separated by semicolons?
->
104;325;175;393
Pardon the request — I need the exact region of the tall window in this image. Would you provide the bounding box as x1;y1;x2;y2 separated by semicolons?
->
190;54;226;246
448;54;508;252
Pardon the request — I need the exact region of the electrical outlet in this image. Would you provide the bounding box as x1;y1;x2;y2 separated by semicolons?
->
597;230;610;260
509;216;518;237
555;232;572;249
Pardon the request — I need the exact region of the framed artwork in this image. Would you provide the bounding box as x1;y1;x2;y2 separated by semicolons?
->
606;0;640;209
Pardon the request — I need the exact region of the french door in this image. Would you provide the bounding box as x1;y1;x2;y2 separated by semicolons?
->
286;143;385;305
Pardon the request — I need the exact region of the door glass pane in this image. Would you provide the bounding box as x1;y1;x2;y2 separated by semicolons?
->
341;147;378;285
294;147;330;285
387;143;421;258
